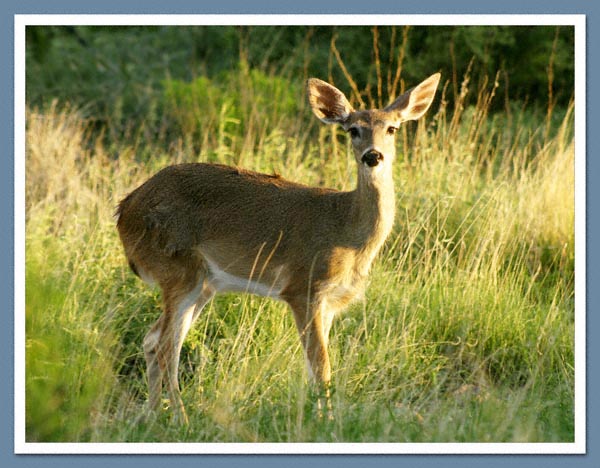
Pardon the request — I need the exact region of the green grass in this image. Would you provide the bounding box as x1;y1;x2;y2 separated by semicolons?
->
24;64;575;444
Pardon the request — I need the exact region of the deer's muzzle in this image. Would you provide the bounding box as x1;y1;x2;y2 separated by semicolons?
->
361;150;384;167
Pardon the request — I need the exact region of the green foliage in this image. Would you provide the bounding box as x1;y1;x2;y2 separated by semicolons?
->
26;25;574;142
161;66;301;159
26;233;118;441
403;26;573;103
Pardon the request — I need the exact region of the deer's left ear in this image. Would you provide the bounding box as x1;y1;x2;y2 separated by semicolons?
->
385;73;440;122
307;78;354;125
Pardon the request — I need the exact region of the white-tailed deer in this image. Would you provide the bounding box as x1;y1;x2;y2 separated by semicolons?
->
116;73;440;423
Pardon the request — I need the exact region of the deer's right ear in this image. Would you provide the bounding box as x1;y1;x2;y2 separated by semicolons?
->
307;78;354;125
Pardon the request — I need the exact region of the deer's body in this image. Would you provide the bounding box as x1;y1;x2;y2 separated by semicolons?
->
116;74;440;423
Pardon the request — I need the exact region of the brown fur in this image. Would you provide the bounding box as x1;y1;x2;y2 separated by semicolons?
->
116;73;440;423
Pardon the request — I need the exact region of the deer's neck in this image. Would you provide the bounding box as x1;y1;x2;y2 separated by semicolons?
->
349;167;396;275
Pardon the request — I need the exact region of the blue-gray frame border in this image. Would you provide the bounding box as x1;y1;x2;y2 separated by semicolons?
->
6;1;596;467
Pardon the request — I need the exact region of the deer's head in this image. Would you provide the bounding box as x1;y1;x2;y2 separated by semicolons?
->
307;74;441;178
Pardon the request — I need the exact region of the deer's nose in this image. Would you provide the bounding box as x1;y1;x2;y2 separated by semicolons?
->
361;150;384;167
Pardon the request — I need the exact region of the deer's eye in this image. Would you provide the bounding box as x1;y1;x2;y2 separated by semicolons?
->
348;127;360;138
386;126;398;136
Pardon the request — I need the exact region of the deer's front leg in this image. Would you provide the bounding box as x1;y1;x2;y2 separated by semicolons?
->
288;296;334;420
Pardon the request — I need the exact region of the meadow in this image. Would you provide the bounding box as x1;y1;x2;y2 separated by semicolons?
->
24;26;575;444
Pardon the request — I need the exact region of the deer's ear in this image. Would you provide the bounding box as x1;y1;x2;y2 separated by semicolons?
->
385;73;440;122
307;78;354;125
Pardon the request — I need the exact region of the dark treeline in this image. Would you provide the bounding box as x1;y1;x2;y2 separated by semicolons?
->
26;25;574;131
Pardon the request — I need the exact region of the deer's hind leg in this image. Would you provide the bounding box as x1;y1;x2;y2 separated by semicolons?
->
143;257;214;424
143;313;166;413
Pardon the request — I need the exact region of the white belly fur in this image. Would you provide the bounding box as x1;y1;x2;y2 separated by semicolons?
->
205;258;286;300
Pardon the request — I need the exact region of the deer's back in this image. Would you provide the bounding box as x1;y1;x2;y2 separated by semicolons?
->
116;163;354;282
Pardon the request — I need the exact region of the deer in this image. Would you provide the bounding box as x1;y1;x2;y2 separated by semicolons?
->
116;73;440;424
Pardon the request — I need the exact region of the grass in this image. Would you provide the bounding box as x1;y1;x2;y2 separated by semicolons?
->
23;63;575;444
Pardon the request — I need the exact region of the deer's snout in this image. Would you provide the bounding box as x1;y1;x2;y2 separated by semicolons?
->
361;150;384;167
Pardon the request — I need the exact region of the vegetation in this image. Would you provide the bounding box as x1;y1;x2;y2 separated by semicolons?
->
24;25;575;443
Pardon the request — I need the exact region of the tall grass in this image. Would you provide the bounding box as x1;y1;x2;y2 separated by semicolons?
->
24;63;574;443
